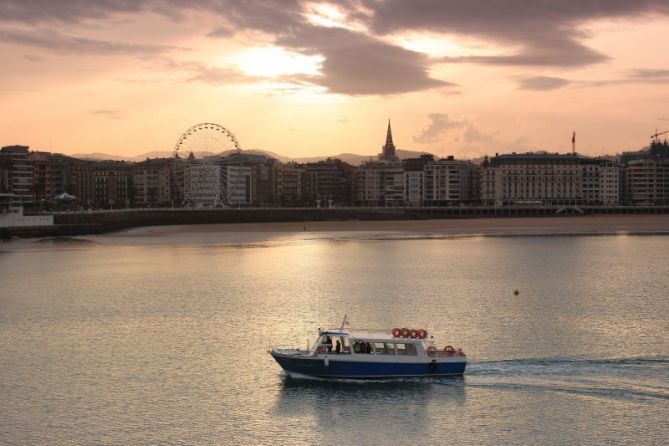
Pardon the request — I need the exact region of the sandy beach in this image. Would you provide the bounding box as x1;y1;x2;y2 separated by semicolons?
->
3;214;669;250
110;214;669;236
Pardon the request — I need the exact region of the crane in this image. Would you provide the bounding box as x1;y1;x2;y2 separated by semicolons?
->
650;129;669;143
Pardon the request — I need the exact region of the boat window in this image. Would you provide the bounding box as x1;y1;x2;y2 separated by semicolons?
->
396;343;418;356
373;342;395;355
340;337;350;353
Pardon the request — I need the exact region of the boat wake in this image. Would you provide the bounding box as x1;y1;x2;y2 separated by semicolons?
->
462;356;669;402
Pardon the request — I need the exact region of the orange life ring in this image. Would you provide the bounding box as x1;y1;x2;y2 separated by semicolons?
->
426;345;437;355
444;345;455;355
409;329;418;339
391;328;401;338
417;329;427;339
400;328;410;338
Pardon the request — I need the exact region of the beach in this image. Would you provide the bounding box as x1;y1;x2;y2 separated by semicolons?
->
3;214;669;250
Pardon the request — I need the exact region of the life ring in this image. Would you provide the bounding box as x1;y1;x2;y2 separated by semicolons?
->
417;329;427;339
391;328;401;337
444;345;455;355
457;348;465;356
426;345;437;356
409;329;418;339
400;328;410;338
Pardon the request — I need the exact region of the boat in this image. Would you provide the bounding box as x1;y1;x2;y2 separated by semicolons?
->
269;318;467;379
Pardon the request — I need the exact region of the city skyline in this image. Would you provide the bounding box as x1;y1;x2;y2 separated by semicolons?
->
1;1;669;158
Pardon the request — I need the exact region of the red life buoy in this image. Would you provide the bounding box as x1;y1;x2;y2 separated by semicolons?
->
409;329;418;339
426;345;437;356
444;345;455;355
417;329;428;339
391;328;401;338
400;328;410;338
457;348;465;356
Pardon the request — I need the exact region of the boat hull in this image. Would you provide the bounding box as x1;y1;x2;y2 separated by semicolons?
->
270;352;466;379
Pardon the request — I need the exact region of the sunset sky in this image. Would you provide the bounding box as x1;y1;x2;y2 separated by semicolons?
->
1;1;668;159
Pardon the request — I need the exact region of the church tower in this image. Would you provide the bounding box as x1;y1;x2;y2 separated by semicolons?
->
380;119;399;161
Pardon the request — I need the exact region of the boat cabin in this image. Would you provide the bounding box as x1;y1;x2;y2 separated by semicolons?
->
312;329;428;357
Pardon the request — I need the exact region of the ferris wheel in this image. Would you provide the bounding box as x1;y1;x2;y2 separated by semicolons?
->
171;123;242;207
173;122;241;158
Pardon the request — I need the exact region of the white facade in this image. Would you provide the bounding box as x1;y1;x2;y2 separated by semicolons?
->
222;165;252;205
186;164;221;207
481;153;620;206
354;161;404;206
403;171;423;206
423;159;477;205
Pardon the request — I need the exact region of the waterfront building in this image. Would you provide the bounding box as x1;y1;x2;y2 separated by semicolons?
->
481;152;620;207
423;156;479;206
0;145;33;205
275;161;303;206
221;165;252;205
301;158;354;207
132;158;173;207
402;155;434;207
353;161;404;206
92;161;132;209
0;153;11;194
621;141;669;205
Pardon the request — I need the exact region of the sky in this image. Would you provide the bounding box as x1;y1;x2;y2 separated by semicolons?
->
1;0;669;160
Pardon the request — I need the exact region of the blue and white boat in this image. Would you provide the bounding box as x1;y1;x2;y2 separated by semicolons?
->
269;318;467;379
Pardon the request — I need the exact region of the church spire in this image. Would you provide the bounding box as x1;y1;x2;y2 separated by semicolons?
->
385;119;394;147
381;118;398;161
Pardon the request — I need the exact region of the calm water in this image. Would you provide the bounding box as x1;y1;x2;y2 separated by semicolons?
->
1;232;668;445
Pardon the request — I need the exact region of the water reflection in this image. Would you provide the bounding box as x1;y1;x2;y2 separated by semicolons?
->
274;374;466;444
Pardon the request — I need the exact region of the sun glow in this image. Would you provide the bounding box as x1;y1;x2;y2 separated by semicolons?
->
233;47;324;78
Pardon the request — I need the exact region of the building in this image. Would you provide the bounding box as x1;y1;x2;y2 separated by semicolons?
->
133;158;173;207
353;161;404;206
0;153;11;194
379;119;399;162
275;161;303;206
423;156;479;206
222;165;252;205
402;155;434;207
91;161;132;208
481;152;620;207
301;158;354;207
0;145;33;205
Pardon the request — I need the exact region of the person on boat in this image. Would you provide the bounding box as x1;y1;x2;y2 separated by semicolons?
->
335;340;341;354
353;342;360;353
326;336;333;352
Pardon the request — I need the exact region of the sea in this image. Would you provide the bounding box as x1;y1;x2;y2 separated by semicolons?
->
1;229;668;445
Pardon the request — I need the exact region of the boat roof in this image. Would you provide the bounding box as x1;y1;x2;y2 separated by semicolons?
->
320;328;427;343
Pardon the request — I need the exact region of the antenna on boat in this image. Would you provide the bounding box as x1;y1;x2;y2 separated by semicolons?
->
339;314;349;331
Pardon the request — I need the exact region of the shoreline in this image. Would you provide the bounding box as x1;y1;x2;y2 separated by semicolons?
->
2;214;668;250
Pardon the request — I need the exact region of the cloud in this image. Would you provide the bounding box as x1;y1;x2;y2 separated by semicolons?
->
368;1;669;67
413;113;467;143
516;75;571;91
276;25;452;95
627;69;669;82
0;28;175;55
91;109;121;119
